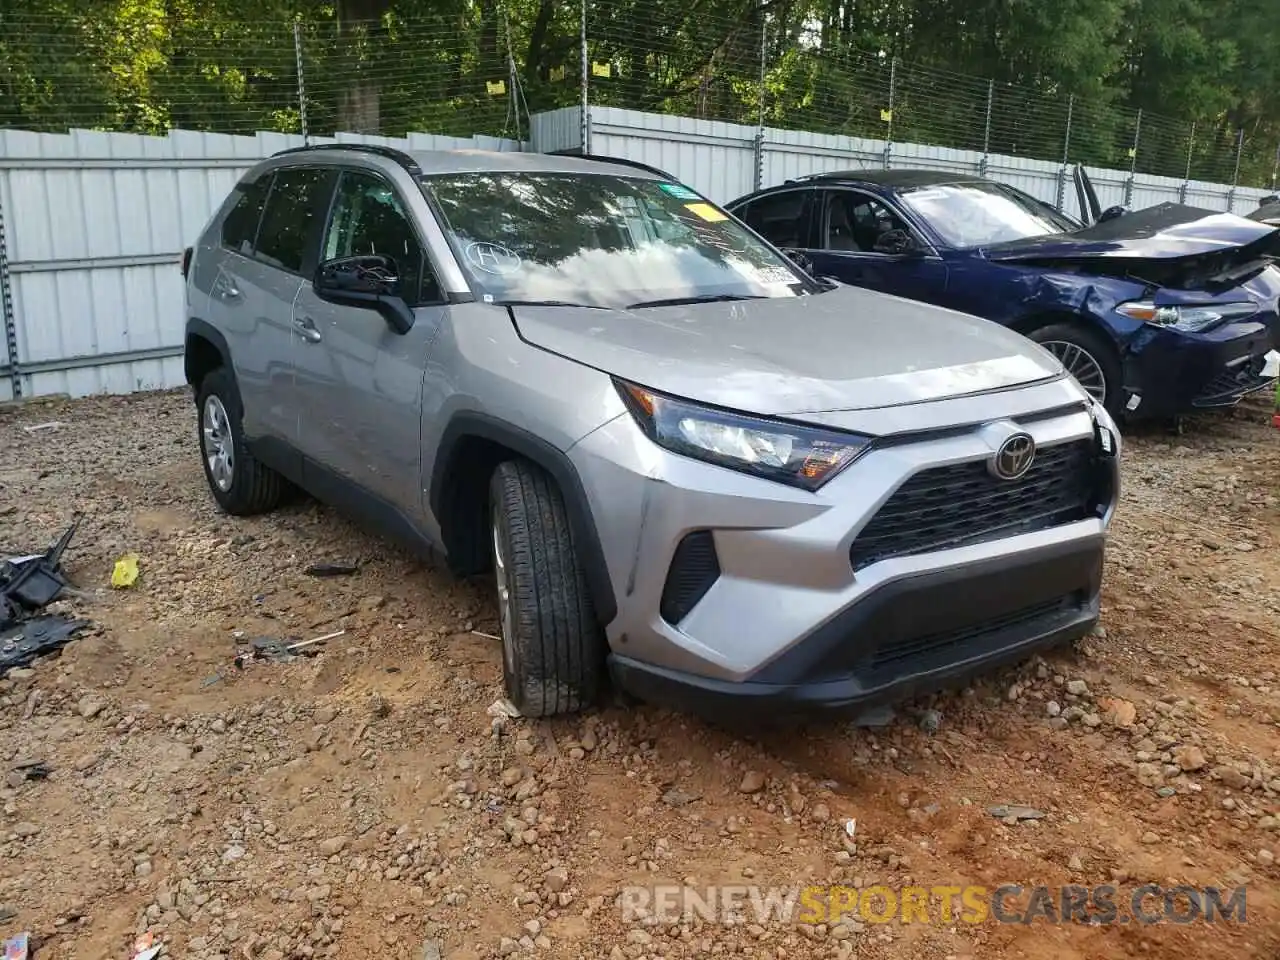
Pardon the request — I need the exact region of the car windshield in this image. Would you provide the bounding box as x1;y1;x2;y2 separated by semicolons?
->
898;182;1079;249
421;171;812;308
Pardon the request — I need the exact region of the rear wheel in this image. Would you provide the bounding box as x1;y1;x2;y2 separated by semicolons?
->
196;367;286;515
489;459;603;717
1027;323;1122;417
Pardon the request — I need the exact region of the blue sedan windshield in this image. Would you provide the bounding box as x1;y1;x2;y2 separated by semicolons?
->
900;182;1079;249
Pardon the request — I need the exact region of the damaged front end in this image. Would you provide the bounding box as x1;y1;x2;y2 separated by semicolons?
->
984;202;1280;294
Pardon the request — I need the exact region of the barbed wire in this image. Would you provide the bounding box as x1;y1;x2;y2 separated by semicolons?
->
1;6;1277;190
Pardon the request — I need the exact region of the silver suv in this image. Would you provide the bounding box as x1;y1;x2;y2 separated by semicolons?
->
183;145;1121;720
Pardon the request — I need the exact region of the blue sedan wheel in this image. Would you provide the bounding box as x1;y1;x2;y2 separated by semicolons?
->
1040;339;1108;401
1027;323;1121;415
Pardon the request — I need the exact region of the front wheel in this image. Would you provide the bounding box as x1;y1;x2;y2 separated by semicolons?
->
1027;323;1123;418
488;459;604;717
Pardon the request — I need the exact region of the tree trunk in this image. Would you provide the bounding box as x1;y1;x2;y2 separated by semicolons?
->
336;0;390;134
525;0;556;83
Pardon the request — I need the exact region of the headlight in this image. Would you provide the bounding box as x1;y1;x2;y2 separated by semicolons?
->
1116;300;1258;333
615;380;871;491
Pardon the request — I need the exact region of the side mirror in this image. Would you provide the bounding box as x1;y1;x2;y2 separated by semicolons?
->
782;248;815;275
873;229;919;256
1097;205;1129;224
314;254;415;335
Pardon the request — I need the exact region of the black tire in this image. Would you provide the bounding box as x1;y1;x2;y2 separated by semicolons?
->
489;459;604;717
1026;322;1123;418
195;367;286;516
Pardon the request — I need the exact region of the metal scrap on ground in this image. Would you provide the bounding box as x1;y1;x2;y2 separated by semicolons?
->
0;518;90;670
233;629;346;668
303;561;359;577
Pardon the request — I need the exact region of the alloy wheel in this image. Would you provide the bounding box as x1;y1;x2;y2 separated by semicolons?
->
1041;339;1108;404
491;513;516;679
202;394;235;492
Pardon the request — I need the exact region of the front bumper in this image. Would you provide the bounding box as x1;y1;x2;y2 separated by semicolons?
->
1121;318;1278;419
610;535;1102;721
568;397;1118;718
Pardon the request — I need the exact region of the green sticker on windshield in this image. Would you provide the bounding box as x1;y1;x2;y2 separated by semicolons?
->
658;182;700;200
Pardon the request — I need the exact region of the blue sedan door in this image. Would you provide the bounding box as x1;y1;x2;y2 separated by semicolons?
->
805;188;948;304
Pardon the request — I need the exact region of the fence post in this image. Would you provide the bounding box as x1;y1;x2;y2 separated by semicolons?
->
579;0;590;155
0;188;20;400
1054;95;1073;212
1179;121;1194;204
882;58;897;170
1272;141;1279;191
1123;108;1141;207
978;79;993;176
1227;128;1244;211
753;12;766;190
293;21;309;143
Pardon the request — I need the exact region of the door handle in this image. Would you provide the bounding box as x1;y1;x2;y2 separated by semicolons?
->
294;316;322;344
213;276;241;300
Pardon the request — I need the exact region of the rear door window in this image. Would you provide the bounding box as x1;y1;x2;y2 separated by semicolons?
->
254;167;332;275
739;190;812;249
220;176;270;255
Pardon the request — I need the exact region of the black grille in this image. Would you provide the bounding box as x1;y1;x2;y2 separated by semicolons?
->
849;439;1097;571
660;531;720;625
868;596;1075;674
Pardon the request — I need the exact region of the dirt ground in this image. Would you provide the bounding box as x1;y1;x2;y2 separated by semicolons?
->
1;389;1280;960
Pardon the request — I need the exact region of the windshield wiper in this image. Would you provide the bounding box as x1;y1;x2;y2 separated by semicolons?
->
625;293;768;309
495;299;607;309
494;299;610;309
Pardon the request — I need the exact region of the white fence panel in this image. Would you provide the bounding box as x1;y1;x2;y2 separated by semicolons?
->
0;126;524;400
589;108;758;203
529;107;583;155
2;108;1276;401
764;129;882;185
585;108;1275;223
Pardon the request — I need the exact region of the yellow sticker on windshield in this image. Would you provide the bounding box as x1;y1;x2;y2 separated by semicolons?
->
684;202;727;222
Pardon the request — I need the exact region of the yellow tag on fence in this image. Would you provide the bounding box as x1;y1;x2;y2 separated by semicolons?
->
486;79;506;96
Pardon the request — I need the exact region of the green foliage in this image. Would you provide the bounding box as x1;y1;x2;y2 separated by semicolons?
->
1;0;1278;187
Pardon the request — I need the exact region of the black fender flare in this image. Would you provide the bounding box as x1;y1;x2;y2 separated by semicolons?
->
429;412;618;627
184;317;233;387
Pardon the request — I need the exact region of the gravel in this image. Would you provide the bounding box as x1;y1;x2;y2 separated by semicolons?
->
1;390;1279;959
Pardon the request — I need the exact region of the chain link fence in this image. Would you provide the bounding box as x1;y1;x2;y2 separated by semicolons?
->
2;4;1277;190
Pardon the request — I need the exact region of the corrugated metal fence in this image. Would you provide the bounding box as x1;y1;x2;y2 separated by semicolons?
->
0;127;525;401
1;105;1274;401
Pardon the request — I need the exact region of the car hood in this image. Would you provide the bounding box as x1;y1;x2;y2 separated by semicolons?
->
984;203;1280;292
508;284;1064;417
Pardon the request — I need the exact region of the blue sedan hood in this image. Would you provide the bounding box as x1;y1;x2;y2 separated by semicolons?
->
983;203;1280;292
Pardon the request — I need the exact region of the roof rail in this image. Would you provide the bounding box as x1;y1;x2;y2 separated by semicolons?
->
545;149;676;180
271;142;424;177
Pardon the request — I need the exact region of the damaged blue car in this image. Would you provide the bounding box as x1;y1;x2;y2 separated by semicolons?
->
726;167;1280;420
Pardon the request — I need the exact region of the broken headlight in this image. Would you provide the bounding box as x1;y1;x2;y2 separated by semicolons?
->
1117;300;1259;333
615;380;870;491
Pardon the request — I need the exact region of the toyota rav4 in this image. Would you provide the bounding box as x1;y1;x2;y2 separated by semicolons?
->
182;145;1121;721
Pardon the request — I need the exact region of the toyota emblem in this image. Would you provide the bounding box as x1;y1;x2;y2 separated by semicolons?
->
990;432;1036;480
